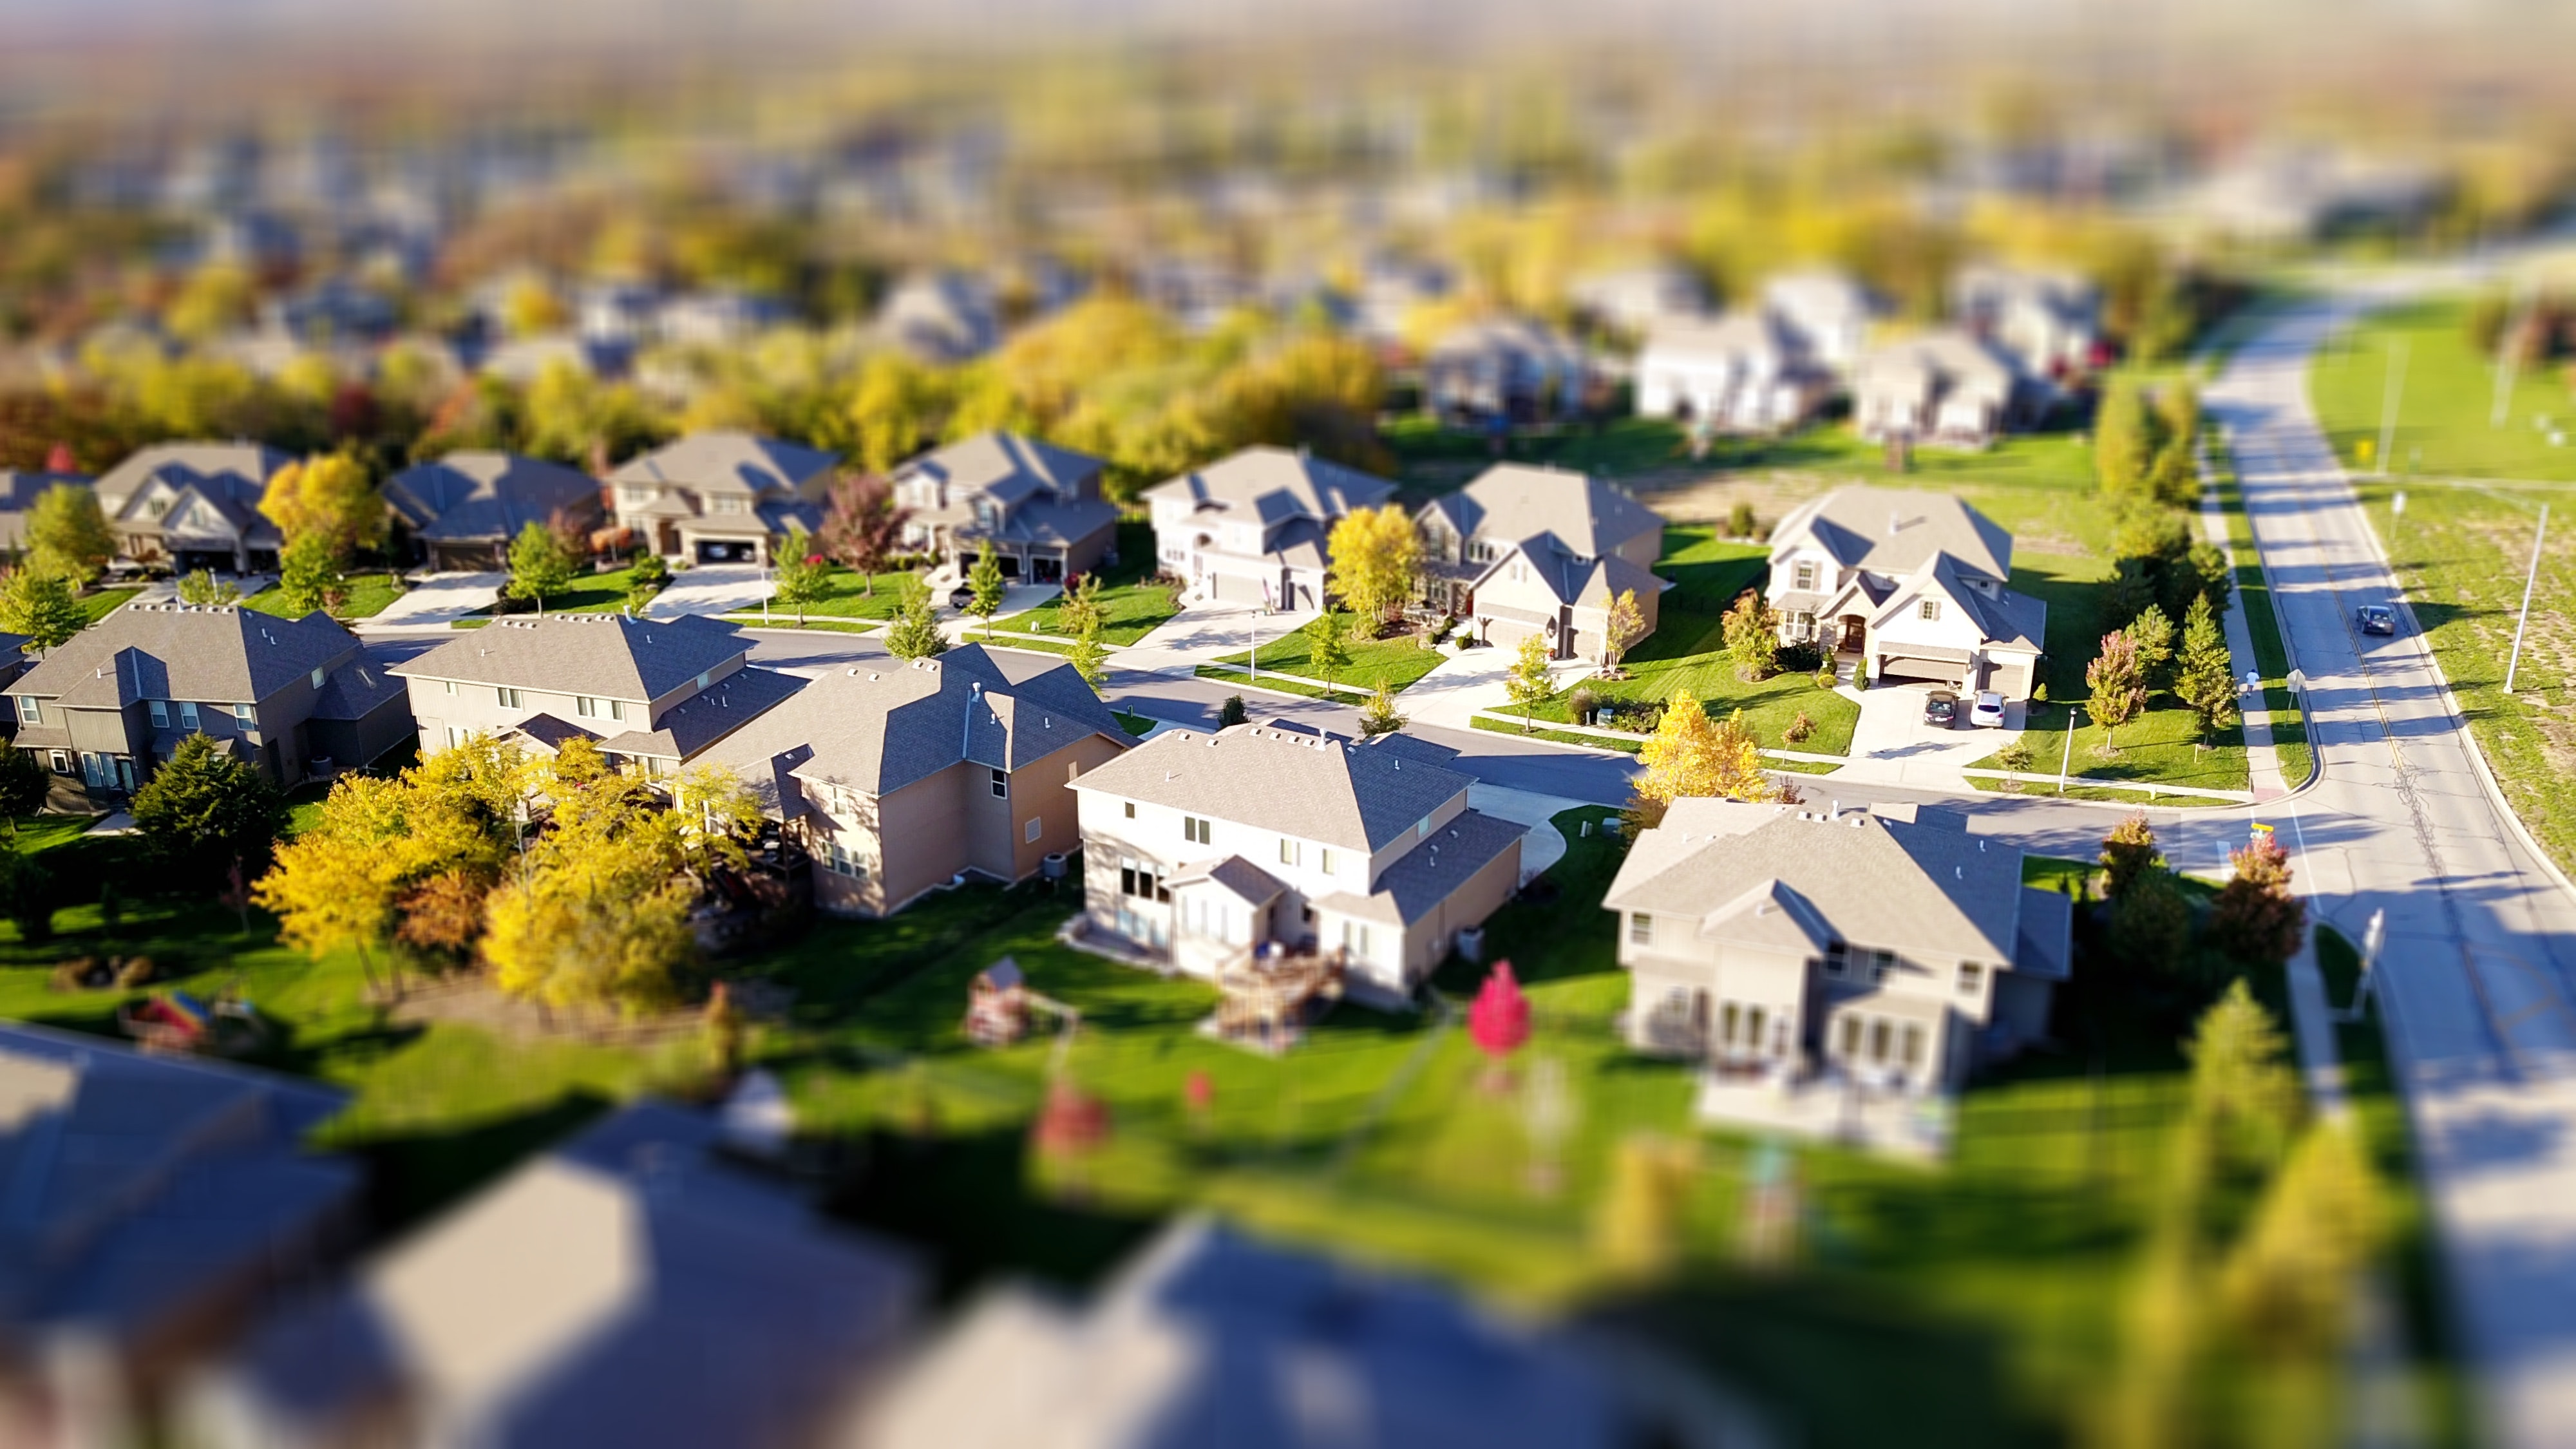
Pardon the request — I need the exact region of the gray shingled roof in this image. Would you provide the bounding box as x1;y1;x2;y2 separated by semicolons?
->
694;645;1128;807
1770;485;2015;583
1073;723;1473;855
1143;447;1396;529
607;431;836;498
593;666;807;761
15;603;359;707
310;649;410;721
893;430;1103;510
388;614;750;703
1605;799;2023;965
1422;464;1663;564
93;441;289;514
385;451;600;544
1311;808;1524;925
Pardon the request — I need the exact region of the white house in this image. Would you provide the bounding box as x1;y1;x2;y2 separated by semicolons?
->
1850;328;2029;450
1144;446;1396;611
1634;310;1832;433
1764;486;2047;699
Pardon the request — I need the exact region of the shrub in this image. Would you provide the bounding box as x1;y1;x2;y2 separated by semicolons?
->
114;956;158;990
1812;665;1836;690
1785;712;1815;744
0;849;53;943
1996;739;2035;772
1727;500;1757;539
1568;687;1600;725
2033;682;2050;705
1218;695;1249;727
628;551;671;587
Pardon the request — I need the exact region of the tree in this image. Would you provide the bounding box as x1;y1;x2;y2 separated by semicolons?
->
277;533;345;617
1217;694;1249;727
259;453;383;558
393;869;491;966
1305;612;1354;694
177;568;242;607
1601;588;1646;676
2174;595;2240;741
1325;504;1423;630
846;355;944;475
964;539;1007;638
1054;571;1104;639
1468;960;1531;1072
2094;377;2153;499
2085;631;2147;752
2213;833;2306;967
2123;603;2175;691
0;569;84;652
1727;500;1757;539
2110;867;2191;977
1359;679;1406;737
1632;693;1774;826
2219;1123;2382;1354
1720;589;1780;681
817;473;911;593
166;263;255;342
1504;634;1554;732
2181;541;2233;622
2099;813;2164;900
770;526;831;625
131;733;290;890
501;276;567;337
2186;978;2304;1158
505;519;576;613
0;739;48;815
1069;625;1110;690
26;484;115;583
883;579;949;659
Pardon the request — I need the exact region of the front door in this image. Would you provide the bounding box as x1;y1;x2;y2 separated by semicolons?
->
1837;615;1868;654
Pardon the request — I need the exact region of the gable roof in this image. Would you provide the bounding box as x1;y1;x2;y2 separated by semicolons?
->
1423;464;1663;563
1854;328;2017;400
892;430;1104;507
385;451;600;543
592;666;807;761
606;431;835;497
1873;552;2047;651
1638;309;1799;369
387;614;750;702
694;644;1128;806
1142;446;1396;529
1072;723;1472;855
1479;540;1662;612
1605;798;2024;965
93;441;289;514
14;603;358;706
1769;486;2014;583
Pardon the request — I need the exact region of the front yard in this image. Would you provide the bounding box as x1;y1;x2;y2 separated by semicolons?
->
246;572;404;621
1195;611;1447;697
994;522;1180;645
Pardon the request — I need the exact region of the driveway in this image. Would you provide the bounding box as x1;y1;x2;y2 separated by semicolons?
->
1828;681;2020;790
647;565;769;618
1117;599;1320;676
1401;646;1593;730
356;572;503;630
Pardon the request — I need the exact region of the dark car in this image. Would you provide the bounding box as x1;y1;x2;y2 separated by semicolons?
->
2356;605;2397;636
1922;688;1960;727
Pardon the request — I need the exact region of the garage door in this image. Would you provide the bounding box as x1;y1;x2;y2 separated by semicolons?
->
1878;654;1968;688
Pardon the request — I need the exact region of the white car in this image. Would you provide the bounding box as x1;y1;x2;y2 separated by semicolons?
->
1969;691;2007;728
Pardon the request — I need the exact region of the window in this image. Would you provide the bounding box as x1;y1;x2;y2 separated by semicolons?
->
990;767;1009;799
1318;848;1336;876
1870;949;1895;983
575;697;598;717
1869;1018;1892;1064
1117;857;1168;902
1958;962;1984;996
711;496;748;515
696;672;710;690
149;701;169;728
1629;912;1654;945
1918;600;1941;621
1184;817;1211;845
822;837;867;880
1340;920;1371;958
445;726;464;749
1824;941;1848;976
1124;800;1137;819
47;751;69;775
1900;1024;1924;1068
497;687;522;708
1025;818;1043;843
15;697;37;725
444;679;457;696
178;701;198;731
1794;560;1817;591
233;704;254;727
609;700;628;723
311;667;327;689
1417;815;1434;839
1278;837;1298;866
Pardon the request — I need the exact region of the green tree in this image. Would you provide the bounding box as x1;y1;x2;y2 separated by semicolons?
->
1601;588;1647;676
965;539;1007;638
0;739;48;815
26;484;115;583
2219;1122;2382;1354
2174;595;2240;741
1359;679;1405;737
2094;378;2154;499
2085;631;2147;752
1504;633;1554;732
2186;978;2304;1160
131;732;290;889
277;533;345;616
2110;866;2190;977
1325;504;1423;631
1054;571;1104;639
506;519;576;613
1217;694;1248;727
177;568;242;607
2099;813;2164;899
2124;603;2175;691
770;525;831;625
2181;541;2233;622
1305;612;1354;694
1069;624;1110;690
1720;589;1779;681
884;578;949;660
0;569;84;652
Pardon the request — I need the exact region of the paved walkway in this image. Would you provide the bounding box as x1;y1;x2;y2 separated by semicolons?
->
1826;681;2022;790
354;571;504;630
1463;783;1589;885
1117;599;1320;676
1402;647;1593;730
649;564;770;618
2197;453;2297;801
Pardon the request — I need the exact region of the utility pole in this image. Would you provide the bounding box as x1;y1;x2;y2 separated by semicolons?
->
2377;337;2409;480
2058;703;2078;795
2504;504;2551;696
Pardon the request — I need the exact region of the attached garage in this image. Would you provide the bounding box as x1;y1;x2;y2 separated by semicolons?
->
1873;647;1972;689
1980;655;2037;701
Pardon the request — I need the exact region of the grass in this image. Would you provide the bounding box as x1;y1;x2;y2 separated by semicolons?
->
1975;698;2251;795
2207;434;2315;784
994;522;1179;645
1112;710;1158;737
1514;527;1859;755
1201;611;1446;696
1472;715;1643;752
1382;415;1700;495
723;615;882;635
764;567;927;623
75;584;141;627
2308;295;2576;875
245;572;403;621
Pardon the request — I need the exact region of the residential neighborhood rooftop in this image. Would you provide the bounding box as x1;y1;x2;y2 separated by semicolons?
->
14;603;359;706
389;613;751;702
1770;484;2016;582
1072;723;1475;855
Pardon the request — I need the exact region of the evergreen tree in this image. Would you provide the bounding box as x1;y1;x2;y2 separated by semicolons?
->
132;732;289;889
0;738;48;815
2094;379;2154;499
2124;603;2176;692
884;580;949;660
278;533;345;616
2186;979;2304;1159
1720;589;1780;681
2174;595;2240;741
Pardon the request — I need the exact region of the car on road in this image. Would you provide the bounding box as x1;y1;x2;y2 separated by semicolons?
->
1922;689;1959;728
2356;604;2397;636
1970;691;2007;728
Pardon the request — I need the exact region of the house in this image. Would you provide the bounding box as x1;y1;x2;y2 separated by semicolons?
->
655;289;794;348
1850;328;2029;450
696;645;1132;919
889;431;1116;585
383;451;603;571
1569;261;1710;339
1633;310;1832;433
1144;446;1397;610
1350;252;1457;344
185;1103;920;1449
1763;485;2047;699
876;270;1002;363
1951;263;2101;384
1421;315;1591;428
0;1022;361;1448
0;467;95;553
10;604;413;806
1070;725;1523;1007
607;431;838;565
854;1216;1633;1449
1761;269;1882;377
1415;464;1665;662
389;613;801;777
1604;798;2072;1141
92;442;290;574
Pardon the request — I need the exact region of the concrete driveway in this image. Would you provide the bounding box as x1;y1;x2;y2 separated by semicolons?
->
1828;681;2020;790
647;564;769;618
1401;646;1593;729
1117;599;1320;676
356;572;503;630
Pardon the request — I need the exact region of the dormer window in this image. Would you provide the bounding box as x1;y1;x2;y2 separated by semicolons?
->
1918;600;1941;621
975;500;998;531
1794;560;1818;591
312;667;327;688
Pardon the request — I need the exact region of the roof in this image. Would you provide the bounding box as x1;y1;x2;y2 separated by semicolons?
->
1605;798;2025;965
93;441;289;513
502;714;600;755
1168;855;1287;907
309;648;411;721
2016;887;2076;982
607;431;836;498
1422;464;1663;564
1490;543;1662;612
1311;809;1524;925
1425;314;1586;370
593;667;807;761
15;603;359;708
1763;267;1880;323
1769;486;2015;583
388;614;750;703
1638;309;1799;368
1072;723;1473;855
1142;447;1396;530
891;431;1103;509
385;451;600;543
200;1103;918;1449
1853;328;2016;398
1873;553;2047;652
694;645;1128;806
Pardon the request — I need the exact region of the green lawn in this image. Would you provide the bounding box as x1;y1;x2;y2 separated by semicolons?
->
245;572;404;621
1511;527;1859;754
2309;295;2576;875
75;585;141;627
724;614;882;635
996;523;1180;645
766;567;926;622
1201;612;1446;696
1383;415;1698;494
2207;433;2314;784
463;564;650;618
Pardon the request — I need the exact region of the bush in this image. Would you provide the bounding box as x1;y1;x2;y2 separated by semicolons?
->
2033;682;2049;705
1727;500;1758;539
1568;687;1600;725
1218;695;1249;728
628;551;671;587
113;955;158;990
0;739;47;815
1785;711;1815;744
1777;641;1823;675
1996;739;2035;772
0;849;53;943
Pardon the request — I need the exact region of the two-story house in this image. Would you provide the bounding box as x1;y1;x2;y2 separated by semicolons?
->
384;450;605;571
0;467;96;555
1070;726;1524;1007
1605;798;2070;1117
1421;315;1591;428
1763;486;2047;699
1144;446;1397;611
92;442;290;574
1634;310;1832;434
606;431;837;565
10;604;413;808
1850;328;2031;450
1761;268;1882;377
1416;464;1666;663
697;644;1133;918
389;613;802;776
1951;262;2102;386
890;431;1117;585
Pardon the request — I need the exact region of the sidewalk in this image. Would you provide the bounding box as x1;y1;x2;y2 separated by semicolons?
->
1116;599;1320;676
1401;648;1593;730
2199;455;2295;802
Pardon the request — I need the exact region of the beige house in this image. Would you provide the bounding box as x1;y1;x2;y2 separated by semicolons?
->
93;442;289;574
1070;726;1522;1007
1634;309;1832;434
696;645;1133;918
1605;798;2070;1104
1764;486;2047;699
891;431;1117;586
1144;446;1396;611
1951;261;2101;386
1416;464;1666;663
1850;328;2030;450
607;431;837;565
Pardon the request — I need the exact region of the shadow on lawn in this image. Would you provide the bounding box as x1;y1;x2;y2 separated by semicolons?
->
341;1089;617;1240
824;1125;1166;1303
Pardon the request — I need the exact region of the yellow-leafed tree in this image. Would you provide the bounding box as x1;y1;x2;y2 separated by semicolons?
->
1631;693;1776;828
260;453;384;559
1326;504;1423;631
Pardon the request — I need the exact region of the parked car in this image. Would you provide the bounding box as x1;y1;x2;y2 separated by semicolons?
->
1970;691;2006;728
1922;688;1960;727
2356;604;2397;636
